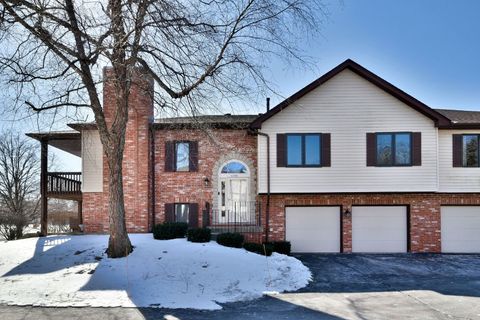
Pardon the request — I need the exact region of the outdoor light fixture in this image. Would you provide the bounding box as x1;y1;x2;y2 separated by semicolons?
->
344;208;352;217
204;177;210;187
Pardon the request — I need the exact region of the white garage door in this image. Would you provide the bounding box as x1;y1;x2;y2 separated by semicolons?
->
285;206;341;253
441;206;480;253
352;206;407;253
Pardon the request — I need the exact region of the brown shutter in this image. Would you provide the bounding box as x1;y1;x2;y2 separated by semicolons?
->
188;203;199;228
277;134;286;167
366;133;377;166
165;141;175;172
412;132;422;166
321;133;331;167
189;141;198;172
453;134;463;167
165;203;175;222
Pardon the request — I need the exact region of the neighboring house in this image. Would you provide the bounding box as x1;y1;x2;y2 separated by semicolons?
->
27;59;480;253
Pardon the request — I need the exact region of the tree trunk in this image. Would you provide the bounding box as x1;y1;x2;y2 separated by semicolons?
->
106;145;132;258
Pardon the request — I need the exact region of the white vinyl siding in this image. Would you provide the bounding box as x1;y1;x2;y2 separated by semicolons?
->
285;206;341;253
441;206;480;253
81;130;103;192
258;69;438;193
438;130;480;192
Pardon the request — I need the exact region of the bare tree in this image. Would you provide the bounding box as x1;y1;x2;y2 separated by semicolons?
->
0;131;39;240
0;0;327;257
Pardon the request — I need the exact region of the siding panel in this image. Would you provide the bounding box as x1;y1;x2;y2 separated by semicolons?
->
257;69;438;193
439;130;480;192
81;130;103;192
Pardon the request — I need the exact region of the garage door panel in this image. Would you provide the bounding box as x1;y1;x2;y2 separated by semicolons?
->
441;206;480;253
352;206;407;253
286;206;340;253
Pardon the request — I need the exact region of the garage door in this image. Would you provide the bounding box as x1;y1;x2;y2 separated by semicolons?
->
441;206;480;253
285;206;341;253
352;206;407;253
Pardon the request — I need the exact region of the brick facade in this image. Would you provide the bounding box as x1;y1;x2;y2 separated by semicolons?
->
153;128;257;227
259;193;480;252
82;68;153;233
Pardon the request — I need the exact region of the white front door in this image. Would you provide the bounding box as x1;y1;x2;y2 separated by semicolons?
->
218;177;250;223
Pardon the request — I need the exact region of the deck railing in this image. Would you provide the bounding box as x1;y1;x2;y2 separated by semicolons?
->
47;172;82;195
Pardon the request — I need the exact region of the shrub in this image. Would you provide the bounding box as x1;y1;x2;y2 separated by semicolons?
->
216;232;244;248
269;241;291;255
243;242;273;256
187;228;211;243
153;222;188;240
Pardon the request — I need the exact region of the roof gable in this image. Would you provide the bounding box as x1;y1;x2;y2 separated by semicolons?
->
250;59;451;129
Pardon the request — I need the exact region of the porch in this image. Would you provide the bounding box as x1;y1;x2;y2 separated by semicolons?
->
26;131;82;235
202;201;264;242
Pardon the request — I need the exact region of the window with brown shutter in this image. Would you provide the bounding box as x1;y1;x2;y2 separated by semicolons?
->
189;141;199;172
367;132;418;167
188;203;199;228
366;133;377;166
412;132;422;166
321;133;331;167
452;134;463;167
283;133;325;167
276;134;286;167
165;141;175;172
165;140;199;172
453;134;480;167
165;203;175;222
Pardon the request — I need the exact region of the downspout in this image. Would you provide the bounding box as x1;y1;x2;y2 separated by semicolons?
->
256;131;270;243
150;124;156;231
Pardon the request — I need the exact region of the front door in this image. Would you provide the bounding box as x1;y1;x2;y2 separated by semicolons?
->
218;177;250;223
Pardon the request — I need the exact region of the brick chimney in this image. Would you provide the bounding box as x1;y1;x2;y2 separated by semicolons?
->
102;67;154;232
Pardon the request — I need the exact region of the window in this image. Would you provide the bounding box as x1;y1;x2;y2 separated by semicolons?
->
175;142;189;171
221;161;248;174
286;134;321;166
463;135;479;167
376;133;412;166
175;203;189;223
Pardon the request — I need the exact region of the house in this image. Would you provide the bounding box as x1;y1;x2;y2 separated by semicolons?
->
27;59;480;253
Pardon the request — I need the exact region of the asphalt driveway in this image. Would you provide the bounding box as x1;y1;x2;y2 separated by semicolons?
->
2;254;480;319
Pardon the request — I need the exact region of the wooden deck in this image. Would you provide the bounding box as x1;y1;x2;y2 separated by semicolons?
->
46;172;82;201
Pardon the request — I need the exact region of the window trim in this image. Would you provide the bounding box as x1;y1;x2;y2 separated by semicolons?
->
375;132;413;167
461;134;480;168
174;140;190;172
285;133;322;167
174;203;190;223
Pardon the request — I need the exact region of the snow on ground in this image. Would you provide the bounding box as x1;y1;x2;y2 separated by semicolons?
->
0;234;311;310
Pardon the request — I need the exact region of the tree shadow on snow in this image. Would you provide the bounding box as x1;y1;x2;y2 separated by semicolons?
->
2;235;105;277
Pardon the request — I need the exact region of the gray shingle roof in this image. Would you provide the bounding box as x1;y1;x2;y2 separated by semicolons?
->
434;109;480;125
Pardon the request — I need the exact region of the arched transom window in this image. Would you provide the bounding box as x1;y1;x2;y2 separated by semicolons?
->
220;161;249;175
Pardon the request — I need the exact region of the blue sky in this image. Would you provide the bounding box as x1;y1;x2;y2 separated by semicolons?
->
15;0;480;170
266;0;480;110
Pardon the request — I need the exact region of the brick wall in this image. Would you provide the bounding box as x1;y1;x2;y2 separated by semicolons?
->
259;193;480;252
82;68;153;233
153;128;257;226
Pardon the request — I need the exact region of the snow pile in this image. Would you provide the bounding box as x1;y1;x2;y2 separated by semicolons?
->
0;234;311;309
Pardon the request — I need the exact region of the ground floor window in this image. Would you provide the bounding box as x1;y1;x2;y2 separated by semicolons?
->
175;203;189;223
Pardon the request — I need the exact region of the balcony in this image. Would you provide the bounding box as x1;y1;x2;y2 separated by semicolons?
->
47;172;82;200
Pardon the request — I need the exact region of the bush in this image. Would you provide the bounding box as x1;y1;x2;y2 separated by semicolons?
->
153;222;188;240
269;241;291;255
187;228;211;243
243;242;273;256
216;232;244;248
